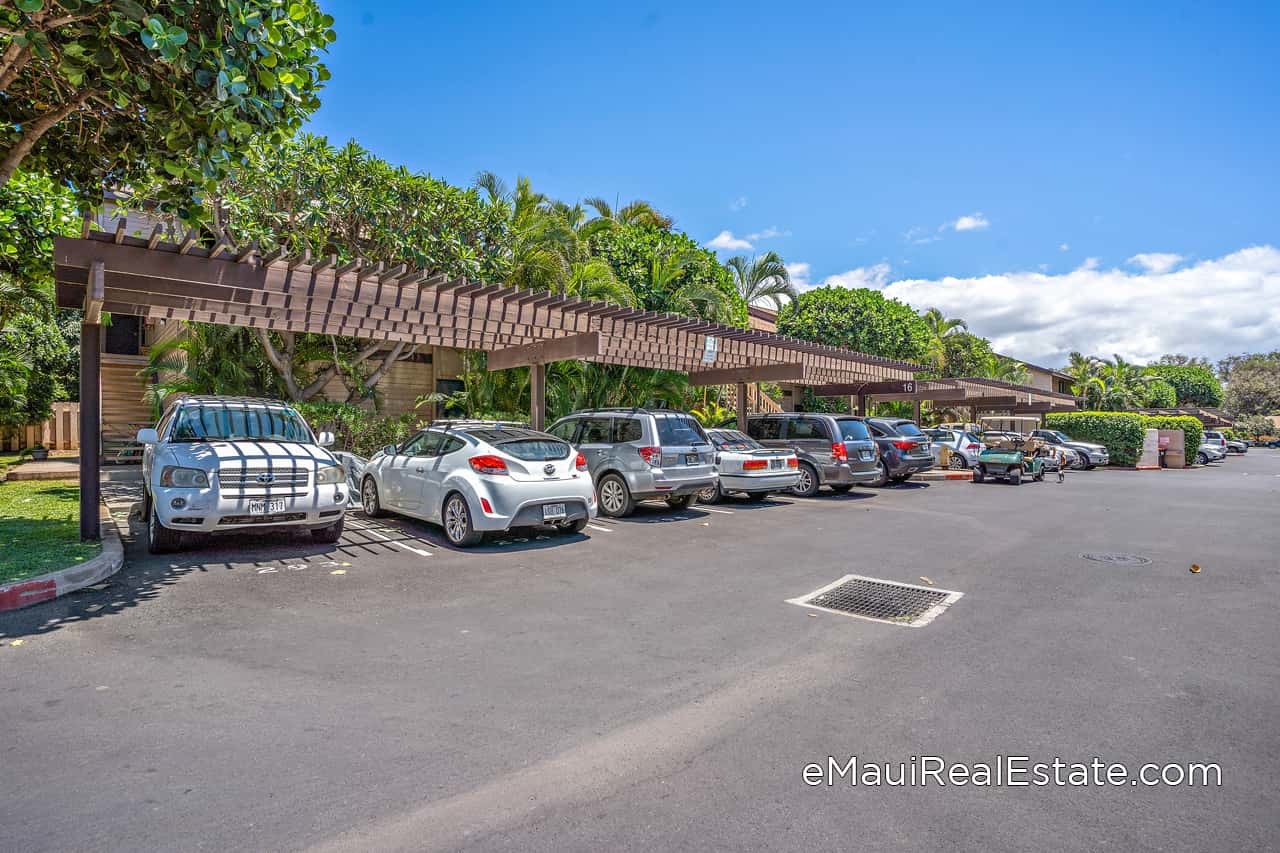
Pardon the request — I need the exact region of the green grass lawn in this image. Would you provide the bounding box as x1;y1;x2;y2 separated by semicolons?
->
0;450;24;479
0;480;101;585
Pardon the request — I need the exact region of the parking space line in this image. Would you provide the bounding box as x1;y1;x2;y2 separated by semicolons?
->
699;507;734;515
587;524;614;533
351;524;434;557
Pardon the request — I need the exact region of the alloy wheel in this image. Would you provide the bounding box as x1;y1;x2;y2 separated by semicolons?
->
600;479;626;515
444;496;469;543
362;479;378;515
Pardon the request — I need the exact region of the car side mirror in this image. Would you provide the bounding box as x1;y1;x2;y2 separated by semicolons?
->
316;431;335;447
136;428;159;445
381;444;398;457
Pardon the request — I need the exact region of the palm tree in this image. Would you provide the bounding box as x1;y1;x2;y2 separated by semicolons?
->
581;196;673;235
0;274;50;333
920;307;968;372
724;252;796;310
139;323;270;417
989;356;1030;385
475;172;575;292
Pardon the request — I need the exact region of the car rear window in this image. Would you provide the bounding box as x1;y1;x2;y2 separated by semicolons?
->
655;414;708;446
493;439;571;461
894;422;925;437
709;430;758;451
834;419;871;441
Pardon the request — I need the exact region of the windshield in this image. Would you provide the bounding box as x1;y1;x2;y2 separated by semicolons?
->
656;414;708;446
1049;430;1070;441
709;430;759;451
834;419;871;441
169;405;314;443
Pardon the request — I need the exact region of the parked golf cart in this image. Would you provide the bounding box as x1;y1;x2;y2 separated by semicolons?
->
971;431;1060;485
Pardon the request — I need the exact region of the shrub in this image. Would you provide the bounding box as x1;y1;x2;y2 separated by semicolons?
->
1045;411;1146;465
1140;379;1178;408
294;401;422;457
1138;415;1203;458
1143;364;1223;407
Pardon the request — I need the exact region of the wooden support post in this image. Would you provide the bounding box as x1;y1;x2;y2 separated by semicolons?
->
530;362;546;431
736;382;748;430
79;322;101;542
856;393;866;416
913;399;922;424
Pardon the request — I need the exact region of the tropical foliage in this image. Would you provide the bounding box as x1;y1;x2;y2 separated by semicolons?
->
776;286;930;362
1143;363;1223;407
0;0;336;213
920;308;967;372
724;252;795;310
1045;411;1147;466
1220;351;1280;416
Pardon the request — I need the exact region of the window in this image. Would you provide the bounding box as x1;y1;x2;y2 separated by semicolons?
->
439;436;467;455
655;414;707;446
710;430;759;451
788;417;830;440
494;439;571;461
398;431;435;457
578;417;613;444
868;423;888;438
747;418;782;440
834;419;872;441
894;421;925;437
547;420;579;442
104;314;144;355
612;418;643;443
170;405;313;443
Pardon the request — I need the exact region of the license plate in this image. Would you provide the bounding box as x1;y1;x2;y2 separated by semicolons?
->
770;458;784;469
542;503;567;520
685;454;700;465
248;498;286;515
860;450;875;460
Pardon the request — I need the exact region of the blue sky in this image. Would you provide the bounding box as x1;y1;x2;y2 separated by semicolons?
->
304;1;1280;362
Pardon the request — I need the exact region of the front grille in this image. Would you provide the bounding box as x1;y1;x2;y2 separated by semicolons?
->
219;467;309;498
789;575;963;627
217;512;307;525
171;517;205;525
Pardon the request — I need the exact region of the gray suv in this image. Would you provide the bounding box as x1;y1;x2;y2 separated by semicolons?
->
740;413;880;496
547;408;717;517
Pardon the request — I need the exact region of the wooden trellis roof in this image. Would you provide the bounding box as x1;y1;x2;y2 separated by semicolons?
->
53;230;923;384
809;376;1081;408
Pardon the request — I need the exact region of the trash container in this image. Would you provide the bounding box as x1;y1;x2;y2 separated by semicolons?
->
1159;429;1185;468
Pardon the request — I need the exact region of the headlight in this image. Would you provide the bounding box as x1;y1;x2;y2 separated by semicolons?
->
159;466;209;488
314;463;344;485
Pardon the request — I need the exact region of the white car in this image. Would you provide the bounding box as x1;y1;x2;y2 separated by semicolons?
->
359;421;598;547
138;397;347;553
699;428;799;503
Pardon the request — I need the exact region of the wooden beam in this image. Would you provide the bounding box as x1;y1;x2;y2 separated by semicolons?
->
486;331;602;371
686;362;807;386
84;260;105;324
79;321;101;541
146;224;165;250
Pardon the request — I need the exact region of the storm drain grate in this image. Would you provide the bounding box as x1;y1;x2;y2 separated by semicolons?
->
788;575;963;627
1080;552;1152;566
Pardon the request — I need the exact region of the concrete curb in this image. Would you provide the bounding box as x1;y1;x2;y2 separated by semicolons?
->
914;470;974;482
0;503;124;612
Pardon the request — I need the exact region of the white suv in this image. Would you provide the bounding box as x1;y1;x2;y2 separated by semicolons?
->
137;397;347;553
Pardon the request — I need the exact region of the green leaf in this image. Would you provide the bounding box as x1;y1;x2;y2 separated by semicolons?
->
16;0;44;13
167;27;189;46
288;3;307;21
114;0;147;21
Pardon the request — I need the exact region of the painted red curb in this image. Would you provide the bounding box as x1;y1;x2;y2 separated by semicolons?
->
0;578;57;610
0;511;124;613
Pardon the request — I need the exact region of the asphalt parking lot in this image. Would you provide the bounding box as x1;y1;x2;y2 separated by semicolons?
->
3;453;1279;852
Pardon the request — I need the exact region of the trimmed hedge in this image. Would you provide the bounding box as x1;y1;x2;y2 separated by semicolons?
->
1046;411;1205;466
1138;415;1203;461
1046;412;1145;465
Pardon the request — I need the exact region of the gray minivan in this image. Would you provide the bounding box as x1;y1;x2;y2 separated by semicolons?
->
740;413;880;496
547;408;718;517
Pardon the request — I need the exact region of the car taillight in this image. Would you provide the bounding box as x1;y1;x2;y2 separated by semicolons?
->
468;455;508;475
787;457;799;468
742;459;768;470
831;442;848;462
575;452;588;472
637;446;660;466
893;439;916;451
966;443;981;450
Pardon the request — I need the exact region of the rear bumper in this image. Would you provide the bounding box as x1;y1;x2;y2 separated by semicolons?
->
630;468;718;499
887;457;934;477
720;471;800;493
823;463;881;485
471;480;598;531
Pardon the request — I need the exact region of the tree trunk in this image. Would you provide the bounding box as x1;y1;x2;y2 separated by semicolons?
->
0;41;31;93
0;91;92;186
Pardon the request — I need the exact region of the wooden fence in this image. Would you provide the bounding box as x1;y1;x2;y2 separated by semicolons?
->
3;402;80;451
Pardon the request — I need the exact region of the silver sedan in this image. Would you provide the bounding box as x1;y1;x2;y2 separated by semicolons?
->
359;422;598;547
699;429;799;503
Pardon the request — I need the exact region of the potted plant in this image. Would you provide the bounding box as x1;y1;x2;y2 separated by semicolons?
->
29;443;49;461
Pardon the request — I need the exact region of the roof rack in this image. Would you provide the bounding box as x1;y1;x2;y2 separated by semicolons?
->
427;418;532;430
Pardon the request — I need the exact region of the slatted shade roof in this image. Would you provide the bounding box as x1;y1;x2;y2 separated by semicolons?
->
53;230;923;385
809;377;1080;410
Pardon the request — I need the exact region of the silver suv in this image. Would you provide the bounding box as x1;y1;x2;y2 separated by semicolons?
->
740;413;880;496
547;408;717;517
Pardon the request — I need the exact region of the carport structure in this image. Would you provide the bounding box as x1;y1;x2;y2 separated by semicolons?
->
807;377;1080;421
53;228;924;540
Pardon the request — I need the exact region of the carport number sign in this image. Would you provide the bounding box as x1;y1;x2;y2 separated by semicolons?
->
702;336;718;364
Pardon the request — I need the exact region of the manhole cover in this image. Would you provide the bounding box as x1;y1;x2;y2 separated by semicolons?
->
788;575;963;627
1080;552;1151;566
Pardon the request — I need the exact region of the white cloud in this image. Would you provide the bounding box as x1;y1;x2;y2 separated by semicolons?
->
729;196;749;212
746;226;790;241
950;213;990;232
1127;252;1184;274
784;262;812;289
1059;243;1070;252
904;226;939;245
825;263;893;290
705;230;752;251
879;246;1280;365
